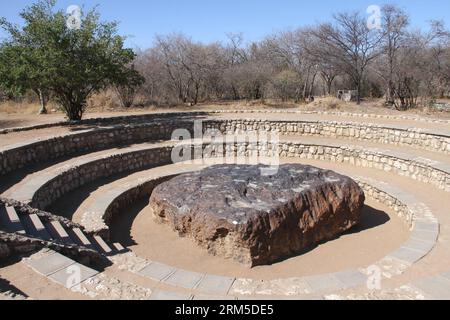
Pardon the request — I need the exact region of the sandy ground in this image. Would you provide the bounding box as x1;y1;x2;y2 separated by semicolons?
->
0;258;88;300
112;198;407;280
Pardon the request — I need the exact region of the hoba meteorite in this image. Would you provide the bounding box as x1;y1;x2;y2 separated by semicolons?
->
149;164;365;267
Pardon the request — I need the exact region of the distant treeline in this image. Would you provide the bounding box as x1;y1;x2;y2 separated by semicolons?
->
134;5;449;110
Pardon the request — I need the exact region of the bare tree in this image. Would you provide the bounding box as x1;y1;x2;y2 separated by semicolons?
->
309;12;384;104
379;5;409;105
129;8;448;110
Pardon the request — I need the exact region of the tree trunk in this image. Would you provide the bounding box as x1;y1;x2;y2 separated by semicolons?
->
386;80;395;106
302;67;311;101
37;89;48;115
356;78;362;105
308;72;318;98
326;80;333;96
61;96;84;121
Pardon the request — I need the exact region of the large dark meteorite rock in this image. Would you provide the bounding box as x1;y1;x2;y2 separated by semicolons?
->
149;164;365;267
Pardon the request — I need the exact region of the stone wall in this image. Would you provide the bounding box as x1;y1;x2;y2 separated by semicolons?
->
355;180;413;227
278;143;449;192
0;112;208;134
32;146;173;209
27;140;449;212
1;110;447;136
0;120;190;176
101;175;176;238
205;120;450;154
1;119;448;177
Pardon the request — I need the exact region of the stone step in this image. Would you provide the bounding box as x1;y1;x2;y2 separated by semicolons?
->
66;228;95;250
112;242;126;253
24;250;99;289
90;235;113;254
44;221;74;244
19;214;51;241
0;205;25;234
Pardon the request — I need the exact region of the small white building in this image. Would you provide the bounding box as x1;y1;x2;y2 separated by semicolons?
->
337;90;358;102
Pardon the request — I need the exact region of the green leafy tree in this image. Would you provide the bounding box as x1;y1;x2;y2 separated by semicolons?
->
0;1;54;114
0;0;144;120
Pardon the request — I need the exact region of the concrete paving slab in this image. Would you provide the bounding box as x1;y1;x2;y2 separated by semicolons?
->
48;263;99;288
164;269;204;289
414;221;439;233
332;269;368;289
138;262;176;282
195;274;235;296
402;238;435;254
26;252;75;276
388;247;426;265
410;228;438;243
303;274;345;293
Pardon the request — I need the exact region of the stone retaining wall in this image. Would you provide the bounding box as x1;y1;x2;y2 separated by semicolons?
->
277;143;449;192
99;175;176;239
209;109;450;125
0;120;189;176
206;120;450;154
355;179;413;227
1;110;447;135
0;231;106;267
29;140;449;212
1;119;448;177
0;112;207;134
32;146;173;209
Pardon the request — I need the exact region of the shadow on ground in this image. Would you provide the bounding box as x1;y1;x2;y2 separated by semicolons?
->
345;205;390;235
108;202;391;260
0;275;27;297
46;171;147;221
109;197;149;247
268;205;391;265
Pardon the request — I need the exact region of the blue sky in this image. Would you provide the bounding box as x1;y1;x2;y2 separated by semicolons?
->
1;0;449;49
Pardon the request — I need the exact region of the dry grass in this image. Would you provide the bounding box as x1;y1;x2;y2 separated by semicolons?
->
0;100;64;115
1;94;449;120
87;89;121;112
306;96;347;110
0;101;40;114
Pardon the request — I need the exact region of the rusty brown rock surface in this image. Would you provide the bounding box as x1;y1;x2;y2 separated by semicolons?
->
149;164;365;267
